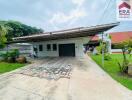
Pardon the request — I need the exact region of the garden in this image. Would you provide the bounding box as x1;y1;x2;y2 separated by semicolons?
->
91;54;132;90
90;39;132;90
0;49;27;74
0;21;34;74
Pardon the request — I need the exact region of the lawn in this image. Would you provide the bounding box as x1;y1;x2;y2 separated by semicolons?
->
90;54;132;90
0;62;26;74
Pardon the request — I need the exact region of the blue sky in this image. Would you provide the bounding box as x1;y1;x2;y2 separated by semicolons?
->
0;0;132;32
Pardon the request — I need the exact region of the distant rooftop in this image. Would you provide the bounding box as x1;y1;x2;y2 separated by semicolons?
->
110;31;132;44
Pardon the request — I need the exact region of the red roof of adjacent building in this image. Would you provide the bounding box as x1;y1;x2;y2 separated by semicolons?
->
110;31;132;44
90;35;99;41
90;31;132;44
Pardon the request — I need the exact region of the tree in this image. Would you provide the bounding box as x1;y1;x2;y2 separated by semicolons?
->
0;25;7;48
0;20;44;41
114;40;132;73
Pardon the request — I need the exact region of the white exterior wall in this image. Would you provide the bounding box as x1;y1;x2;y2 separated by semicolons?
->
31;37;90;57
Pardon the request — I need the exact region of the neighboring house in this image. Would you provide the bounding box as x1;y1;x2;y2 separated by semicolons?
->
110;31;132;53
110;31;132;44
87;35;100;47
9;43;32;54
12;23;118;57
0;43;32;55
88;31;132;53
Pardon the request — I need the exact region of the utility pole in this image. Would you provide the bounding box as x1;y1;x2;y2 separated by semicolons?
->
102;32;104;67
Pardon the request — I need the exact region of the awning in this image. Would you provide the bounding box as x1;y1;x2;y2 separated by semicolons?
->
12;22;119;43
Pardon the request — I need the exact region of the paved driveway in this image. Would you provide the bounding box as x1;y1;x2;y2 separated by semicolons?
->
0;56;132;100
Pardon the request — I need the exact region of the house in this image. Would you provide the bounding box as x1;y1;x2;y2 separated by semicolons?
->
87;31;132;53
9;43;32;55
110;31;132;53
87;35;100;47
0;43;32;56
110;31;132;44
12;23;119;57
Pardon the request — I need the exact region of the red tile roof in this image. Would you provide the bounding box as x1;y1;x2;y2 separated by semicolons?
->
90;35;99;41
110;31;132;44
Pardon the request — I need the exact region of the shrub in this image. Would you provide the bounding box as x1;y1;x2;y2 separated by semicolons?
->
104;53;112;61
118;59;129;73
16;56;27;63
96;42;107;54
116;40;132;73
1;53;8;61
1;49;19;63
7;57;15;63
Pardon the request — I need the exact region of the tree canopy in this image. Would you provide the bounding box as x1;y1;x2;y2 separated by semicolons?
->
0;25;7;48
0;20;44;41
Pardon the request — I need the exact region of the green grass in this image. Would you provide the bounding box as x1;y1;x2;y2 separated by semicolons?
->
90;54;132;90
0;62;26;74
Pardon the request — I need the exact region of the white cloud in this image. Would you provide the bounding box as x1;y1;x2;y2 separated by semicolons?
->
72;0;85;6
49;8;86;24
49;0;86;27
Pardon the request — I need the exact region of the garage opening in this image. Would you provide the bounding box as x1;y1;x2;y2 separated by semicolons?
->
59;43;75;57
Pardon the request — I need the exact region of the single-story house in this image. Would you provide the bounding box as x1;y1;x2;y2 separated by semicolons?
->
12;23;119;57
87;31;132;53
110;31;132;53
110;31;132;44
86;35;100;47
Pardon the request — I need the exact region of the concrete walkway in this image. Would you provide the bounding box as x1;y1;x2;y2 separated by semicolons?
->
0;56;132;100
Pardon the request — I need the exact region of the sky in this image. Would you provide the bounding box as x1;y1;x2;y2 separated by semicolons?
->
0;0;132;33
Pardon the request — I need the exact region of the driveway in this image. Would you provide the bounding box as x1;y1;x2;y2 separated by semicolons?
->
0;56;132;100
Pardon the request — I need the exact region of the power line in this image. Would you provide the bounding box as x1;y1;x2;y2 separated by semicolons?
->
101;0;116;23
97;0;112;24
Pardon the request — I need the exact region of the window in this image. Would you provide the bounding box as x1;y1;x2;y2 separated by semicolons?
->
39;45;43;51
47;44;51;51
53;44;57;51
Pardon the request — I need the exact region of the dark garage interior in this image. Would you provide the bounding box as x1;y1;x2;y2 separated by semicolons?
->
59;44;75;57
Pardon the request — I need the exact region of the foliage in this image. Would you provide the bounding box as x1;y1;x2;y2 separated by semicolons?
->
96;42;112;60
0;25;7;48
114;40;132;50
114;40;132;73
96;42;107;54
0;20;44;41
1;49;19;63
104;53;112;60
91;54;132;90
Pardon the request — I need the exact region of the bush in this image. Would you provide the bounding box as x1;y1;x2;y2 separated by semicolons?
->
16;56;27;63
116;40;132;74
118;60;129;73
1;49;19;63
7;57;15;63
96;42;107;54
96;45;102;54
104;53;112;61
1;53;8;61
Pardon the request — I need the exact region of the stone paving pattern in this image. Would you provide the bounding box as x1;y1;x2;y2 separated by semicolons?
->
18;58;73;80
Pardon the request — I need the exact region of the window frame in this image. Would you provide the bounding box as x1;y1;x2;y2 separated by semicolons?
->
53;44;57;51
39;44;43;51
47;44;51;51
